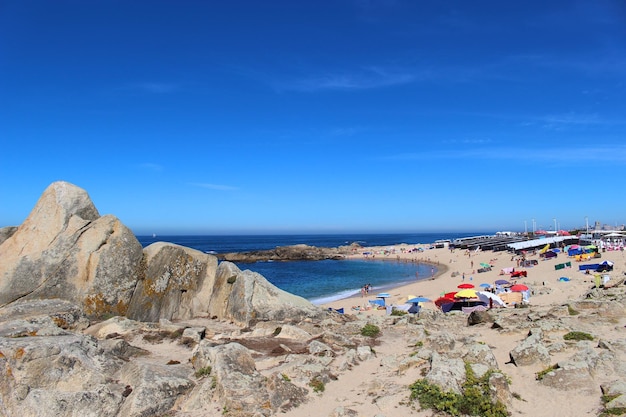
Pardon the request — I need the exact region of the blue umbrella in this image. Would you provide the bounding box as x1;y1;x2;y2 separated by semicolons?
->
479;283;492;288
407;297;430;304
376;293;391;298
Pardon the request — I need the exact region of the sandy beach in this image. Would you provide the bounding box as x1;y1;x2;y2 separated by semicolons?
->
322;241;624;315
281;240;626;417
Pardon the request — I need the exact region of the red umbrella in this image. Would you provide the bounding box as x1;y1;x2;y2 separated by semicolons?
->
457;283;475;289
510;284;529;292
434;297;455;307
443;291;457;299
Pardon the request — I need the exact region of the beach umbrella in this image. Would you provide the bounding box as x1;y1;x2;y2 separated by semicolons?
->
376;293;391;298
479;283;492;288
434;297;454;308
443;291;458;299
480;262;491;269
495;279;510;285
457;283;475;289
406;294;417;302
477;291;506;307
407;297;431;304
454;289;477;298
510;284;529;292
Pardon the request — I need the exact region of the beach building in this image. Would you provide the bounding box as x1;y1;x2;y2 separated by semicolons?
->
506;235;578;254
580;230;626;251
451;234;526;252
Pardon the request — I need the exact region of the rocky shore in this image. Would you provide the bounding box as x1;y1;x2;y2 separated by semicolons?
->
216;243;357;262
1;181;626;417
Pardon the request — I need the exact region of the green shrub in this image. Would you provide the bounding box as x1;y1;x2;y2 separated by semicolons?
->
391;309;407;316
195;366;212;378
563;331;593;341
536;364;559;380
309;377;325;393
410;363;509;417
603;394;620;404
600;406;626;416
567;305;580;315
360;323;381;338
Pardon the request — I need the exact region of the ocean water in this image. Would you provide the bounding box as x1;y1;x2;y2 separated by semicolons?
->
136;232;491;304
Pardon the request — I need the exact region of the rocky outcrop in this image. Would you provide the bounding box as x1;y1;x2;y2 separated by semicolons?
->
217;243;354;262
508;328;551;367
0;332;126;417
0;181;323;327
189;342;308;416
0;226;17;245
117;362;195;417
0;182;143;317
126;242;218;322
210;262;324;326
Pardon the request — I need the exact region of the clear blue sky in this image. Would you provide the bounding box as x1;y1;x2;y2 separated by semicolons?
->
2;1;625;235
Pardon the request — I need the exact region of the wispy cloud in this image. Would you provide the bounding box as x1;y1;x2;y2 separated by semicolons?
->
138;163;163;172
190;182;239;191
523;112;626;131
330;126;362;136
442;138;494;145
126;82;180;94
506;53;626;79
386;145;626;163
275;66;421;92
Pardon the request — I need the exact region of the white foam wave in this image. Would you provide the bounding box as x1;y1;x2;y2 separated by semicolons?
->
310;288;361;305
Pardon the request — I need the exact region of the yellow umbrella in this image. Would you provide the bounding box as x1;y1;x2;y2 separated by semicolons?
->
454;289;477;299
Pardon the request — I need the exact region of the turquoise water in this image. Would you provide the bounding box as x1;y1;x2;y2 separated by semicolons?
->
137;232;491;303
244;258;433;304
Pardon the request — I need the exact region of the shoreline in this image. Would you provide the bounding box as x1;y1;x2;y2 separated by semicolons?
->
321;242;626;316
309;258;449;306
320;243;452;312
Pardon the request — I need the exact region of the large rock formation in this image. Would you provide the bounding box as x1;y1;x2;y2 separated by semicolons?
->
209;262;324;326
126;242;218;322
0;182;143;317
0;181;323;326
125;243;323;326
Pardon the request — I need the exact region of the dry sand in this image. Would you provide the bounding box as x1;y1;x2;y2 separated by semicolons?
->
283;242;626;417
323;242;623;317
